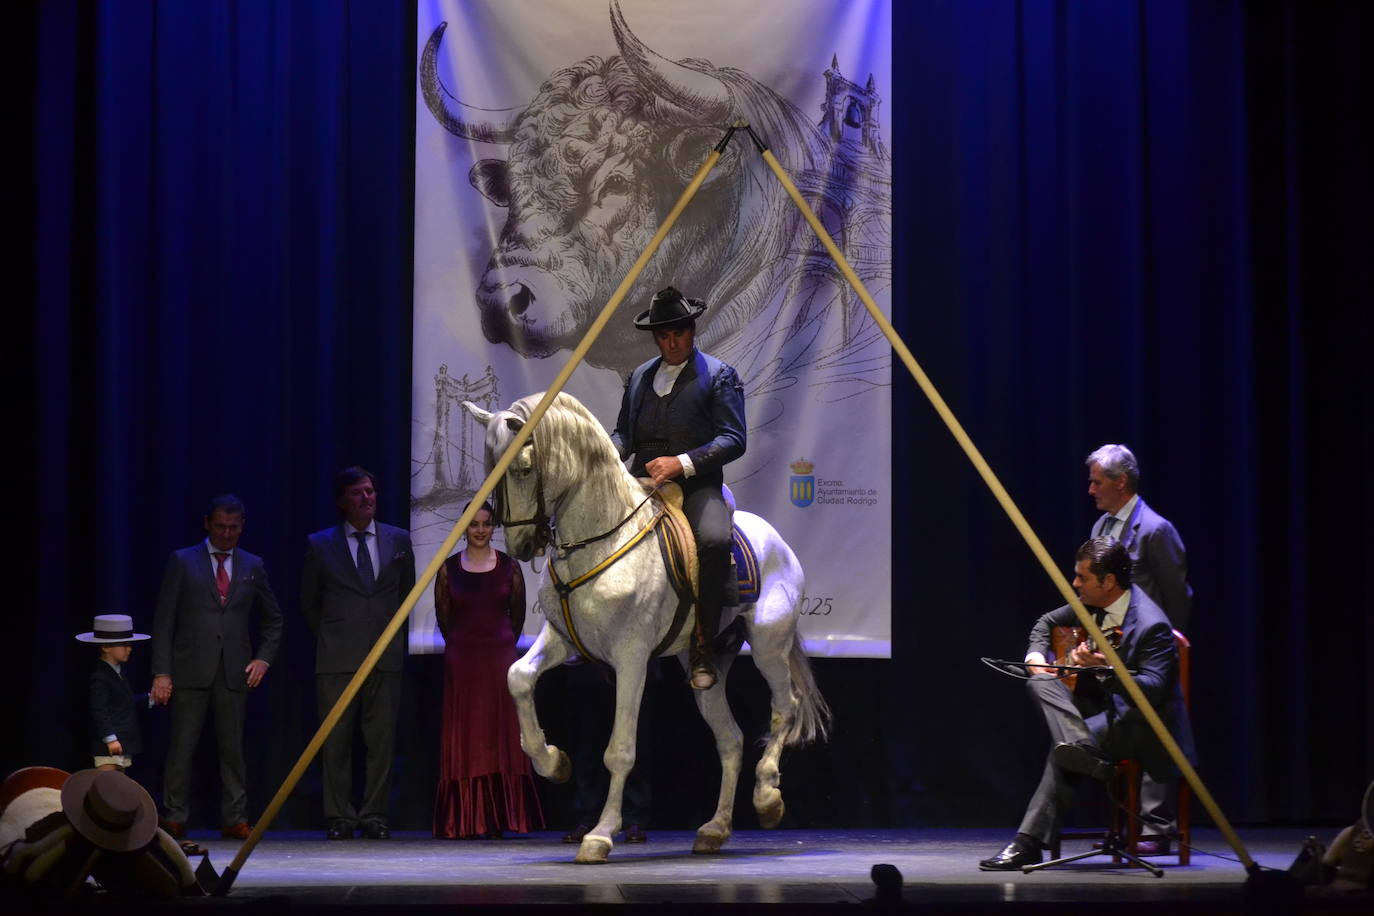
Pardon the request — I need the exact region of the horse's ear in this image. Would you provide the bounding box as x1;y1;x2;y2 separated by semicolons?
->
504;416;524;433
462;401;494;426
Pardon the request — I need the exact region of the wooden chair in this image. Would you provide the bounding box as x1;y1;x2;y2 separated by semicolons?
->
1050;628;1192;866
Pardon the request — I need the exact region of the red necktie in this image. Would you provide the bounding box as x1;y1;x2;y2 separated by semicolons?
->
213;552;230;604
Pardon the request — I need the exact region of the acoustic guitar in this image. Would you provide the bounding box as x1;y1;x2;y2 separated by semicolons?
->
1050;623;1123;691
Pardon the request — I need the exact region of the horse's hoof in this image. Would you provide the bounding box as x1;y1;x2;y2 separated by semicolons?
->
754;789;785;828
547;748;571;784
756;797;785;829
692;830;729;854
574;835;612;864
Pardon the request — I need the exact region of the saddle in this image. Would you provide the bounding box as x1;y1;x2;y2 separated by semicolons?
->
640;481;759;659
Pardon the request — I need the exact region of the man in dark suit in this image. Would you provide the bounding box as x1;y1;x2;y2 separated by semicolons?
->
1085;444;1192;631
302;466;415;840
978;537;1196;870
610;286;746;690
150;494;284;840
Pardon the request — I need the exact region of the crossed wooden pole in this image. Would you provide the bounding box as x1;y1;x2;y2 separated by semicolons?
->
218;120;1252;892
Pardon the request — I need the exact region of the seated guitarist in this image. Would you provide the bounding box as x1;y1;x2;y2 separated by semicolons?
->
610;286;746;690
978;537;1197;871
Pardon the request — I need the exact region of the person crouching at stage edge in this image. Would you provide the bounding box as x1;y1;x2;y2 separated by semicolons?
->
978;537;1197;871
610;286;746;690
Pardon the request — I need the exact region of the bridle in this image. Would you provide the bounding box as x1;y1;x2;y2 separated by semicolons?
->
490;429;555;554
493;426;679;664
493;427;659;557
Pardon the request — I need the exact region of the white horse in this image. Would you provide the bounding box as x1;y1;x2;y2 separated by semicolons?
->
464;392;829;864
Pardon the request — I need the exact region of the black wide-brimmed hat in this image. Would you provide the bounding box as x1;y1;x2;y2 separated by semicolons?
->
633;286;707;330
75;614;151;644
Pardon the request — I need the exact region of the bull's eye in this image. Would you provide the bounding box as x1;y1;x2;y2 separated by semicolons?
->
598;174;630;203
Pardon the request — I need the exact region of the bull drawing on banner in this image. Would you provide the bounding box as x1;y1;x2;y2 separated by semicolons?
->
419;0;891;406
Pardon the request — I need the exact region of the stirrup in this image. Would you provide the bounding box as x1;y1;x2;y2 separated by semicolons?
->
688;646;718;690
689;661;718;690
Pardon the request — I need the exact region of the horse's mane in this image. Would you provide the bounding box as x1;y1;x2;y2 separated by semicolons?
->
509;391;643;509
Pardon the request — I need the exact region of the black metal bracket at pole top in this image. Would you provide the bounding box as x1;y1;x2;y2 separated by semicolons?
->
714;119;770;155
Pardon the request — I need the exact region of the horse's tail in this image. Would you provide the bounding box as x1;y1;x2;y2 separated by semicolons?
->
783;631;831;746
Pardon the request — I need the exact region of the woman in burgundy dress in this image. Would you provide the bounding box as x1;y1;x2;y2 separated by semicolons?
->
432;502;544;838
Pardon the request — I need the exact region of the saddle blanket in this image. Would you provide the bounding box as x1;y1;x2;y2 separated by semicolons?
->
731;525;760;605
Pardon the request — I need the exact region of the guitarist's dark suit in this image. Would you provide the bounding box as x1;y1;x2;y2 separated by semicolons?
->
1017;586;1196;846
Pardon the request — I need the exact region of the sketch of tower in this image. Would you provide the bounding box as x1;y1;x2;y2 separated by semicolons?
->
415;364;499;509
809;55;892;342
820;55;885;157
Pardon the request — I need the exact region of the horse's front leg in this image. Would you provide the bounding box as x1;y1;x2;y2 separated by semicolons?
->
508;623;572;783
575;659;648;864
683;651;743;853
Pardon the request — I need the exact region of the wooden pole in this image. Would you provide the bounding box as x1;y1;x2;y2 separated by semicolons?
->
216;128;738;894
746;128;1256;870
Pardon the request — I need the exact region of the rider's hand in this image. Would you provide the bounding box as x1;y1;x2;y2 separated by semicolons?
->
645;456;683;485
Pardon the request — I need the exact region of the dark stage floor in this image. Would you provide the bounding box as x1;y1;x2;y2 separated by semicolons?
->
60;826;1366;913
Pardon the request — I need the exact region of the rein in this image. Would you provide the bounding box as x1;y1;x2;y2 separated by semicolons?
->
548;503;667;665
496;429;678;664
553;488;659;553
496;429;658;555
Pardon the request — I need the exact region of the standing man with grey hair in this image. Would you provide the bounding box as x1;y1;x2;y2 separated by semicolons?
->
1084;443;1192;855
1086;444;1192;632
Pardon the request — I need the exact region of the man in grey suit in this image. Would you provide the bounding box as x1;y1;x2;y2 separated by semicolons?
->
1086;443;1192;853
979;538;1196;870
1085;444;1192;631
151;494;284;839
302;466;414;840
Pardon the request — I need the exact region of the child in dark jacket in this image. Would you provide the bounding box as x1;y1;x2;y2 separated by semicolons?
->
76;614;152;771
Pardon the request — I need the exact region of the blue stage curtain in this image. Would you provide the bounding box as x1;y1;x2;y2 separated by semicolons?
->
20;0;423;829
890;0;1370;827
17;0;1370;831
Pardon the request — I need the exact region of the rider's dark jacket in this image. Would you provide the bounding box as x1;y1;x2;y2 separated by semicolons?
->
610;349;746;484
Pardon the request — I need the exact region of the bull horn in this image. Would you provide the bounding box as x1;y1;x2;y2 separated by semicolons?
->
610;0;732;124
420;22;520;144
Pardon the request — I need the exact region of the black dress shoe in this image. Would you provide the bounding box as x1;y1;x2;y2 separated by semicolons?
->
326;820;354;840
562;824;592;844
1052;741;1116;782
360;820;391;839
978;837;1043;871
1136;836;1171;855
624;824;647;844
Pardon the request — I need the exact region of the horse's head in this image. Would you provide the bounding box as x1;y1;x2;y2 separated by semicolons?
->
465;391;636;559
462;399;551;560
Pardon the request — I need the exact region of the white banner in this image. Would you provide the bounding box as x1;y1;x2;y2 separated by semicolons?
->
411;0;892;657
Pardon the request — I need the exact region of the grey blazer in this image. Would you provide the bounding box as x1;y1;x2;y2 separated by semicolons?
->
301;522;415;674
1094;496;1193;632
150;544;284;690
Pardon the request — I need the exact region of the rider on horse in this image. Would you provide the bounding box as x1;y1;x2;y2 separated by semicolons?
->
610;286;747;690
